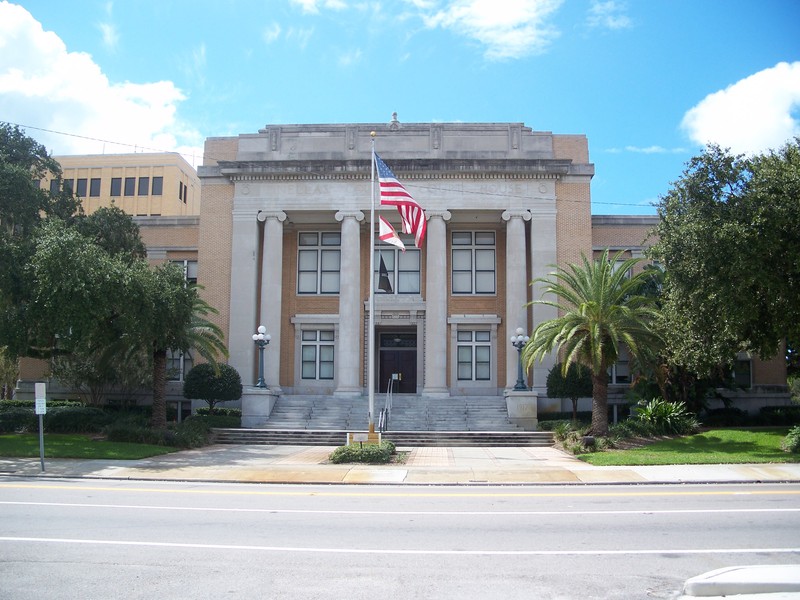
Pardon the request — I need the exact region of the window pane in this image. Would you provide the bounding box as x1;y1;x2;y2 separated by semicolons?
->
376;251;395;270
89;178;101;196
475;249;495;270
138;177;149;196
452;249;472;270
76;178;87;197
302;346;316;361
452;232;472;245
321;232;341;246
302;362;317;378
298;250;318;270
452;272;472;293
457;331;472;342
398;250;419;269
475;330;490;342
475;363;490;380
152;176;163;195
320;346;334;361
320;272;340;293
319;362;334;379
320;331;335;341
302;330;318;341
297;272;317;293
397;273;419;293
299;232;318;246
475;271;495;293
475;232;495;245
49;179;60;194
320;250;340;270
62;179;73;193
457;347;472;362
110;178;121;196
124;177;135;196
475;346;491;362
457;364;473;380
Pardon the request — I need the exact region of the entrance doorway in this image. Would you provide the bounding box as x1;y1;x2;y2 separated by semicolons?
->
378;331;417;393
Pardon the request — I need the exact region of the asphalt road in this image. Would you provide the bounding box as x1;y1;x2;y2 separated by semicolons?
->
1;478;799;599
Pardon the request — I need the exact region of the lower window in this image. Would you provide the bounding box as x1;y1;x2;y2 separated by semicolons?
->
301;330;335;380
457;330;491;381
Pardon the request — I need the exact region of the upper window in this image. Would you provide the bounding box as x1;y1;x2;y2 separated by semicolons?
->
152;176;163;196
75;178;87;197
608;346;630;385
110;177;122;196
89;178;101;197
124;177;135;196
374;246;420;294
62;179;73;194
166;349;193;382
297;232;341;294
49;179;60;194
171;260;198;284
138;177;150;196
452;231;496;294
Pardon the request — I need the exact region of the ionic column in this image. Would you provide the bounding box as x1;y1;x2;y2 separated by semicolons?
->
229;209;260;386
502;209;532;390
529;207;558;396
423;209;451;397
334;210;365;396
258;210;286;393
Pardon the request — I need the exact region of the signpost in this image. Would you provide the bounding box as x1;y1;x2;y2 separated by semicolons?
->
34;382;46;472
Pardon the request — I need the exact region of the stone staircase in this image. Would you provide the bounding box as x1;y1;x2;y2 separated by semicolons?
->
211;394;554;447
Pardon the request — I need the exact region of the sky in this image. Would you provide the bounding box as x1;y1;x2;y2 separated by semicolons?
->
1;0;798;215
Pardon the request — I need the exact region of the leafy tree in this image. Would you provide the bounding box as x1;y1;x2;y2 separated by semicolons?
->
75;206;146;262
125;263;228;429
0;346;18;399
651;140;800;375
547;362;593;422
523;250;660;436
183;363;242;414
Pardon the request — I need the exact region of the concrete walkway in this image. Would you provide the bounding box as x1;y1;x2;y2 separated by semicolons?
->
2;444;800;485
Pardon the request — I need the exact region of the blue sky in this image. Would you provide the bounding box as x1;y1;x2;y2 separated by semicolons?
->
1;0;798;215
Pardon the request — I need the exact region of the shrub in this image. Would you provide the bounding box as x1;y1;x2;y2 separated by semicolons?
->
701;407;749;427
44;406;110;433
781;426;800;453
0;407;37;433
1;399;82;409
105;423;174;446
174;417;211;448
633;398;699;436
758;406;800;426
184;364;242;414
329;440;396;464
195;407;241;417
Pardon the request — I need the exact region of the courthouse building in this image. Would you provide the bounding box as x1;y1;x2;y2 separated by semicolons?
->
18;120;788;421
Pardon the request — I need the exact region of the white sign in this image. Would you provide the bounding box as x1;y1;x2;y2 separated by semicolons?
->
34;383;46;415
352;433;368;442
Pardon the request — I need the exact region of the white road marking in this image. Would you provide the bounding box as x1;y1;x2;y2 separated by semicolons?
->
1;536;799;556
2;500;800;516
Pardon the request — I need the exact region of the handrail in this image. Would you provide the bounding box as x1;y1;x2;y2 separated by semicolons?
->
379;376;394;432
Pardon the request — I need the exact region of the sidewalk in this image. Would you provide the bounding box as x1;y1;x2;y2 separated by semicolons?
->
3;444;800;485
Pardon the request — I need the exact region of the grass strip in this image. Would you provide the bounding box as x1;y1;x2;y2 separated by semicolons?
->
579;428;800;466
0;433;178;460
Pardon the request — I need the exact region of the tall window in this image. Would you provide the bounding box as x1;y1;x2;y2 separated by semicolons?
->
166;349;193;382
301;330;334;380
152;176;163;195
608;346;630;384
297;232;341;294
170;259;198;284
62;179;73;194
452;231;496;294
49;179;60;194
90;178;101;197
138;176;150;196
124;177;135;196
457;330;491;380
110;177;122;196
75;178;87;197
373;247;420;294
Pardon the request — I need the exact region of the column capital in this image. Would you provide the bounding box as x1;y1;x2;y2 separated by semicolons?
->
426;209;451;221
501;209;532;222
257;210;287;222
334;210;365;222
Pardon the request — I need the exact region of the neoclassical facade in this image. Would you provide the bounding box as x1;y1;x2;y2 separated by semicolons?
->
197;121;594;408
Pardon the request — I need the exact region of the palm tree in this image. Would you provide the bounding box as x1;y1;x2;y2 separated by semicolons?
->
523;249;660;436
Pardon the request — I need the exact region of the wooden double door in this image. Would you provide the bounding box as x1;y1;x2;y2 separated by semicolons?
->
377;331;417;393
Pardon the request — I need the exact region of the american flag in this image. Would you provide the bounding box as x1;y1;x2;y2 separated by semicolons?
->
375;153;426;248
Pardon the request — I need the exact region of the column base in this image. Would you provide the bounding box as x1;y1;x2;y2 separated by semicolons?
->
504;389;539;431
241;386;280;428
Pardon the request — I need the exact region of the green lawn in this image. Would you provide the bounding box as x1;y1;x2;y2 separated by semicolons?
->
579;428;800;466
0;434;179;460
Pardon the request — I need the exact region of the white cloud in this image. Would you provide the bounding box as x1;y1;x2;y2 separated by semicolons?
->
263;22;282;44
97;22;118;50
291;0;348;14
416;0;564;61
286;26;315;50
681;61;800;155
587;0;632;30
338;48;363;67
605;145;686;154
0;2;202;163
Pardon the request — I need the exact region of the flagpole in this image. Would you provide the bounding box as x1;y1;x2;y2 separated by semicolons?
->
368;132;376;434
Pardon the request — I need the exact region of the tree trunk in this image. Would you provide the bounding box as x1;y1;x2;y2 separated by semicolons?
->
591;371;609;436
150;349;167;430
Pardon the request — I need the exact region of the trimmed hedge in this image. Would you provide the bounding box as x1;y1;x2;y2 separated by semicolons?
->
0;407;37;433
329;440;396;464
44;407;110;433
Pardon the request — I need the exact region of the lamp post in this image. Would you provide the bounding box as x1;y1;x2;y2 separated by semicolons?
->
510;327;530;391
252;325;271;388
